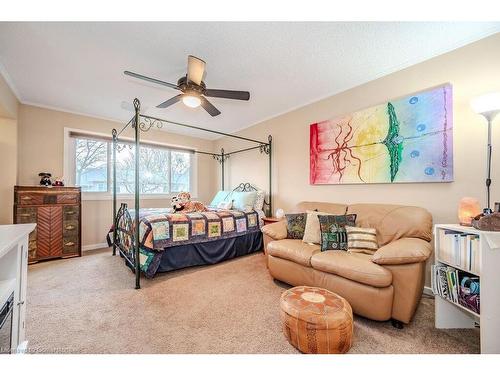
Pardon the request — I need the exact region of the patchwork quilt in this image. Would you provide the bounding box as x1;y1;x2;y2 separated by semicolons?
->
116;207;261;277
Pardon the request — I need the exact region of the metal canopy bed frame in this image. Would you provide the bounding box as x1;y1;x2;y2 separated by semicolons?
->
111;98;272;289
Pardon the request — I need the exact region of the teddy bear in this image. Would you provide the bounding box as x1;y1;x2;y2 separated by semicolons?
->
171;192;208;213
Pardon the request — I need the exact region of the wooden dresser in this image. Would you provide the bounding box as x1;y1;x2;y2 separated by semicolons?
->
13;186;81;263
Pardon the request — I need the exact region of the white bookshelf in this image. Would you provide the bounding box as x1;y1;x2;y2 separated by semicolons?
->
433;224;500;354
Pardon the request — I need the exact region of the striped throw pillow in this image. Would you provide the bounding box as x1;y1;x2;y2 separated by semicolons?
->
346;226;379;255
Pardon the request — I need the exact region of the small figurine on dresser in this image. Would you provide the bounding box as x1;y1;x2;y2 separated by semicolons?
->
52;177;65;187
38;172;52;186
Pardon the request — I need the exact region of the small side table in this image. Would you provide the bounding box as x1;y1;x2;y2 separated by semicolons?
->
262;217;282;226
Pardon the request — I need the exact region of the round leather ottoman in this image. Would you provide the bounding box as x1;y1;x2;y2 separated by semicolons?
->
280;286;353;354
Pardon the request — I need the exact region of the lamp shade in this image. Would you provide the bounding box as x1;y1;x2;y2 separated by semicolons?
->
471;92;500;117
458;197;481;226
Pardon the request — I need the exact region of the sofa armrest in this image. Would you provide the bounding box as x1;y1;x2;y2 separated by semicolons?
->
372;237;431;265
261;220;287;241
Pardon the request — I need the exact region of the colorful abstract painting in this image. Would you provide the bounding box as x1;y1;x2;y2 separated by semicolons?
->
310;84;453;184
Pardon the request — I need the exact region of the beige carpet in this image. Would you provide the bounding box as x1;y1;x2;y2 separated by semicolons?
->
26;249;479;354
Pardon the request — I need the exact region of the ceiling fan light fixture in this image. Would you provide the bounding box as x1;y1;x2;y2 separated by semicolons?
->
182;95;201;108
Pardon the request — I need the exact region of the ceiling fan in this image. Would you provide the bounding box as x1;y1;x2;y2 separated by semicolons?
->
124;55;250;117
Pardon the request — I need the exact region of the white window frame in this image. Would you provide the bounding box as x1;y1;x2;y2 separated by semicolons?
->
63;127;198;201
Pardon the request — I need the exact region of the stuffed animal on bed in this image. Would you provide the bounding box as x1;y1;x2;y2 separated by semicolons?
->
171;192;208;213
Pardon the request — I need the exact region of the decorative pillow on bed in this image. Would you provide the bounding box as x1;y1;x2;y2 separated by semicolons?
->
217;201;233;210
285;213;307;239
254;190;266;211
210;190;231;207
317;214;357;251
231;191;257;211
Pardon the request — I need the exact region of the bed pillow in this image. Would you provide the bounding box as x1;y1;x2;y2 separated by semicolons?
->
217;201;233;210
210;190;231;207
302;210;332;244
285;213;307;239
254;190;266;211
231;191;257;211
318;214;357;251
346;226;379;255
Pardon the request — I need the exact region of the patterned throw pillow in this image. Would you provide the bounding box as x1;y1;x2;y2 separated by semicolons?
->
318;214;357;251
346;226;379;255
254;190;266;211
285;213;307;239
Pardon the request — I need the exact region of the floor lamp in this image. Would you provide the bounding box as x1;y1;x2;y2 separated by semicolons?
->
471;92;500;213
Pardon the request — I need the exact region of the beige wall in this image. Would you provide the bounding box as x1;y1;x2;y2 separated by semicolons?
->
216;33;500;285
0;73;18;119
0;73;19;224
17;104;216;247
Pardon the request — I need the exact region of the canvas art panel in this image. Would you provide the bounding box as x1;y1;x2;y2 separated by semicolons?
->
310;84;453;184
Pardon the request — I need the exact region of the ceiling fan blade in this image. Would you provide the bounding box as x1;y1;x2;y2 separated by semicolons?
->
157;94;183;108
204;89;250;101
200;96;221;117
187;55;205;85
124;70;179;90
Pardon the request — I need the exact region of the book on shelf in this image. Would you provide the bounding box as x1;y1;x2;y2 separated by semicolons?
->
431;263;480;315
437;229;480;274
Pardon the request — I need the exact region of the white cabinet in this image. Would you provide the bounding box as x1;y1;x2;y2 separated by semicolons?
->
433;224;500;354
0;224;36;353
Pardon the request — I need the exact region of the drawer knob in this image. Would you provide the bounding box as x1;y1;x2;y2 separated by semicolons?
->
19;213;31;217
65;225;76;230
66;211;76;214
21;196;32;200
65;242;75;246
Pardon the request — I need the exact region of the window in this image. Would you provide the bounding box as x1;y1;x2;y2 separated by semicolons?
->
66;130;194;196
75;138;108;192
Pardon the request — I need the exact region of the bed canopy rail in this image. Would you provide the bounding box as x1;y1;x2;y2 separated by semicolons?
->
111;98;272;289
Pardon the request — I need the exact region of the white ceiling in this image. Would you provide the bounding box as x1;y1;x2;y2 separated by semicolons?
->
0;22;499;139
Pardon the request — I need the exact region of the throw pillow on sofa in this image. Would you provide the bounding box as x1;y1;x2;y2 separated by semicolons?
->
302;210;333;244
346;226;379;255
318;214;357;251
285;213;307;239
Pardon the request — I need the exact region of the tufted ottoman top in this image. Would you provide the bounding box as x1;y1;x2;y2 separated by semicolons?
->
280;286;353;329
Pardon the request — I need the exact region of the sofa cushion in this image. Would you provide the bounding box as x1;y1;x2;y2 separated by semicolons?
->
310;251;392;288
295;202;348;215
267;239;320;267
346;204;432;246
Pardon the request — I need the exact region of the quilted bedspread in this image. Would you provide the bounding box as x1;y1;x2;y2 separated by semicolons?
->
137;208;260;250
116;207;261;277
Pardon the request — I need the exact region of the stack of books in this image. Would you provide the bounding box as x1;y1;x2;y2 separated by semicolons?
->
431;264;480;314
437;229;481;274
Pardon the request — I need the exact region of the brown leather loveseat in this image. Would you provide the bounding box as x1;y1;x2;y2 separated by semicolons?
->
262;202;433;327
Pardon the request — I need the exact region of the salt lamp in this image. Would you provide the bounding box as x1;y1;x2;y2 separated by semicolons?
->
458;197;481;226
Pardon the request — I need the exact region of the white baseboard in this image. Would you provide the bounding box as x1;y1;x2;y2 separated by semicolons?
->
423;286;434;297
82;242;109;252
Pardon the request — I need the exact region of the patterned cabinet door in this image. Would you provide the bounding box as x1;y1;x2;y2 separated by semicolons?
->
49;206;63;257
36;206;52;259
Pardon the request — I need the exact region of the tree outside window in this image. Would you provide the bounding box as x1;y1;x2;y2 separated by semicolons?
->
74;137;191;194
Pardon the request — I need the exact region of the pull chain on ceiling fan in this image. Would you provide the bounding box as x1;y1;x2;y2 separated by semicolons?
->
124;55;250;117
